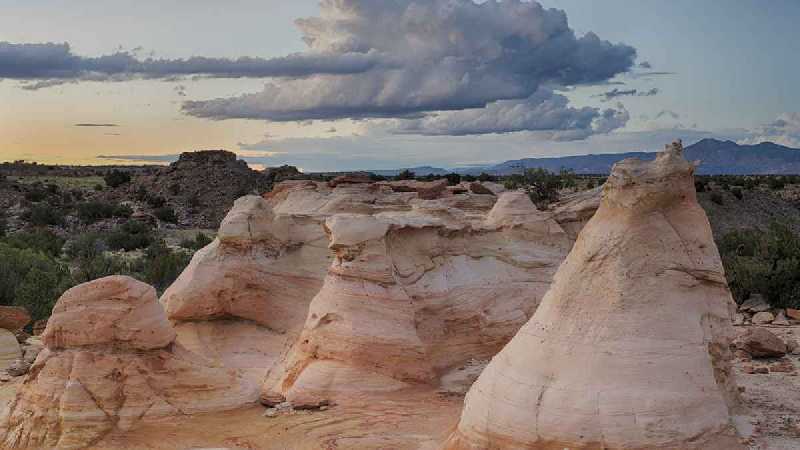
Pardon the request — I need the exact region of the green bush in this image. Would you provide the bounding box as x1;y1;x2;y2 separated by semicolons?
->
76;201;132;223
0;243;72;321
503;168;575;209
141;240;190;291
25;203;65;226
106;221;154;251
154;206;177;223
24;188;48;202
103;169;131;188
2;229;65;258
66;233;130;283
179;232;213;251
718;222;800;309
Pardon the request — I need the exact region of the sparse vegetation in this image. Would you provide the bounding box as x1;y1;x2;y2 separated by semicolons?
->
154;206;178;223
76;201;132;223
103;169;132;188
503;168;576;209
718;221;800;309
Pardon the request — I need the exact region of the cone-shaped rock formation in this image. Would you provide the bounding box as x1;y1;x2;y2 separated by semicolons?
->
444;141;744;450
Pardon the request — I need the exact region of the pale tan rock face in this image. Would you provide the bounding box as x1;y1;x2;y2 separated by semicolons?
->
0;276;256;450
0;329;21;371
444;142;744;450
263;191;575;406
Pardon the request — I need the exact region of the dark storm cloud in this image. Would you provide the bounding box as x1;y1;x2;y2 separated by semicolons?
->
595;87;659;101
0;41;381;89
388;88;629;138
182;0;636;125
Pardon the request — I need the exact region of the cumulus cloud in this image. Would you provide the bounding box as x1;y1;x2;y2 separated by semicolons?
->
182;0;636;124
387;88;628;138
0;41;381;89
595;87;658;101
740;113;800;147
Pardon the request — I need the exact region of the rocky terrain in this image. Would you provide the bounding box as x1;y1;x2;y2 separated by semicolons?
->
0;142;799;449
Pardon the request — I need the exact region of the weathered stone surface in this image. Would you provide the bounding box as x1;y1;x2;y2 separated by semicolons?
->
0;329;22;372
43;276;175;351
735;328;788;358
0;306;30;331
773;311;790;326
752;311;776;325
0;276;257;450
786;308;800;321
262;191;574;406
740;294;771;313
444;142;743;450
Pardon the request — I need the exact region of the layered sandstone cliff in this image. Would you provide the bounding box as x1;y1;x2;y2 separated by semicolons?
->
0;277;254;450
262;190;574;407
443;141;743;450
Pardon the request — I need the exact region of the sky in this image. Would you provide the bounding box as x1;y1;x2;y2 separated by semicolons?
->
1;0;799;171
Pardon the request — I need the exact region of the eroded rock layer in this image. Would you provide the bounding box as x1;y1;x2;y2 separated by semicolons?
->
262;190;575;407
444;142;744;450
0;277;255;450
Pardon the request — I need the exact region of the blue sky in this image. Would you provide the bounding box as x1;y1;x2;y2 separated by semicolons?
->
1;0;799;171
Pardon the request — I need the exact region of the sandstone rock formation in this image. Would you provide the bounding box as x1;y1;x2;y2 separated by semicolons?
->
0;276;255;450
0;329;21;372
262;190;574;407
444;142;744;450
0;306;31;332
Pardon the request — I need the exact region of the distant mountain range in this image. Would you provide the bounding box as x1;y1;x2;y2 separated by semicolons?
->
364;140;800;176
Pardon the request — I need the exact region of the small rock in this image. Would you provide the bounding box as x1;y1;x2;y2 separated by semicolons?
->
263;408;278;418
14;330;30;344
786;308;800;321
0;305;32;331
0;373;10;382
773;311;791;326
6;359;30;377
752;311;775;325
786;339;799;354
754;367;769;374
769;360;795;373
319;405;329;411
739;295;771;313
733;313;745;326
735;328;787;358
23;345;42;364
742;364;755;374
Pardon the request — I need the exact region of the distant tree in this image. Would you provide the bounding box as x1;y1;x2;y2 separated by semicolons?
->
731;187;743;200
477;172;496;182
153;206;178;224
444;173;461;186
396;169;415;181
504;168;574;209
25;203;65;226
104;169;131;188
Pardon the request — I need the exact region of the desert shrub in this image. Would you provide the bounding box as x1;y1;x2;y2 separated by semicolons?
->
141;240;190;291
718;222;800;309
187;193;201;209
106;221;154;251
153;206;177;223
503;168;575;209
66;233;129;283
76;201;131;223
710;192;724;205
478;172;496;182
94;184;104;191
25;203;65;226
24;188;48;202
146;195;166;208
103;169;131;188
0;243;72;320
694;178;707;192
0;213;6;238
368;173;388;182
768;177;786;191
2;229;65;258
168;183;181;195
396;169;415;181
731;187;743;200
444;173;461;186
179;232;213;251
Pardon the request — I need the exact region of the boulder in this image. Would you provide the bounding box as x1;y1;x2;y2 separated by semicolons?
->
786;308;800;321
6;359;30;377
444;141;744;450
773;311;791;326
752;311;776;325
735;327;788;358
0;306;31;331
0;329;22;371
739;294;771;313
0;276;256;450
468;182;495;195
